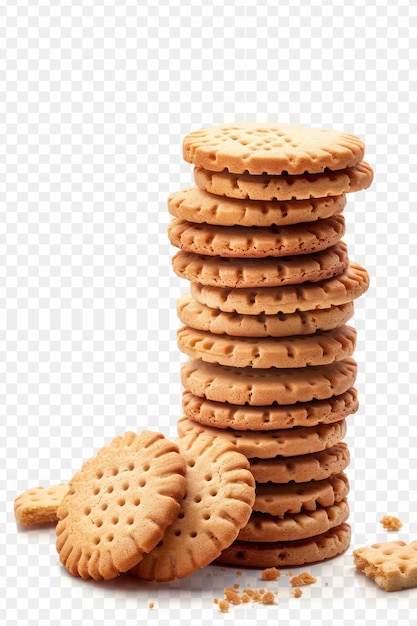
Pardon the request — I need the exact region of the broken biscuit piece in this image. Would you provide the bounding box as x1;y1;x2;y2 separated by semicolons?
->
353;541;417;591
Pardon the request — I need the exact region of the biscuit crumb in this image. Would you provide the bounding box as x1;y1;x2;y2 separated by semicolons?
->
148;601;154;609
292;588;303;598
261;591;276;605
217;585;278;610
289;572;317;587
261;567;281;581
218;599;230;613
380;515;402;531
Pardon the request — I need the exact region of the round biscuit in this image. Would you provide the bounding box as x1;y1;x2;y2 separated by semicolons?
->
168;215;345;258
182;388;358;430
168;186;346;227
177;415;347;459
190;261;369;315
55;431;186;580
177;293;354;338
172;241;349;288
177;325;357;369
183;123;365;175
216;522;352;567
129;431;255;581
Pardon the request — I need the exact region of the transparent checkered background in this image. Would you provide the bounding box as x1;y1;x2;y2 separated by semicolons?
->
1;0;416;623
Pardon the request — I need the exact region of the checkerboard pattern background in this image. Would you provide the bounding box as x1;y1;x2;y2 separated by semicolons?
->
2;0;416;623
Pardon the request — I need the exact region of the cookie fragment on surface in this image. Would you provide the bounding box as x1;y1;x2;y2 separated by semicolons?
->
353;541;417;591
380;515;403;531
14;484;68;526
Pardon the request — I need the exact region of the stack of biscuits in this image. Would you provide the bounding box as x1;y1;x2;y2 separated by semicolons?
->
168;122;373;568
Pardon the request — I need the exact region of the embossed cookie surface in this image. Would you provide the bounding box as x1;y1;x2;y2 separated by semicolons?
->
249;442;350;483
177;415;347;459
191;261;369;315
172;241;349;288
168;186;346;227
216;522;351;567
194;162;373;201
253;472;349;516
55;431;186;580
177;325;356;368
182;388;358;430
14;484;68;526
183;123;365;175
353;541;417;592
129;431;255;581
181;357;357;405
239;499;350;542
178;293;354;338
168;215;345;258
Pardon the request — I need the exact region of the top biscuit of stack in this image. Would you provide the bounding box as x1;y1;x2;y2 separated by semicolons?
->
183;122;365;176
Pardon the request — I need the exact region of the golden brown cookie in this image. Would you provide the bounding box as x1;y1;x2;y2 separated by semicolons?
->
177;415;347;459
194;161;373;201
238;499;349;542
168;215;345;258
55;431;186;580
353;541;417;591
216;522;351;567
183;123;365;175
177;293;354;338
190;261;369;315
168;186;346;227
14;484;68;526
249;442;350;483
182;387;358;431
253;473;349;516
177;325;356;368
172;241;349;288
181;357;357;405
129;431;255;581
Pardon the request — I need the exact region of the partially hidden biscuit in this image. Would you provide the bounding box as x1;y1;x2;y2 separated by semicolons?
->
239;499;349;542
353;541;417;591
55;431;186;580
177;293;354;338
194;162;373;201
249;442;350;483
253;473;349;516
168;215;345;258
216;522;351;567
177;415;347;459
190;261;369;315
182;388;358;431
14;484;68;526
172;241;349;288
168;186;346;227
181;357;357;405
183;123;365;175
177;325;356;368
129;431;255;581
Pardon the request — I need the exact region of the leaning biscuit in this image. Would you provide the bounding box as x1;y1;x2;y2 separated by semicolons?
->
183;122;365;175
177;293;354;338
129;431;255;581
190;261;369;315
55;431;186;580
177;325;357;369
216;522;352;567
181;357;357;405
14;484;68;526
168;215;345;258
353;541;417;592
168;186;346;228
172;241;349;288
177;415;347;459
194;162;373;201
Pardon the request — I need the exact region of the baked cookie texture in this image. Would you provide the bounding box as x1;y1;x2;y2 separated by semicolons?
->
171;122;372;568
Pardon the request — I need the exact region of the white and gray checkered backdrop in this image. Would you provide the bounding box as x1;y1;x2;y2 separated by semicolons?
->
1;0;416;624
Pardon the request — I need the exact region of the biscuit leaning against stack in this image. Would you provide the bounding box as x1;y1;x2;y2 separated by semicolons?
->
168;122;373;568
